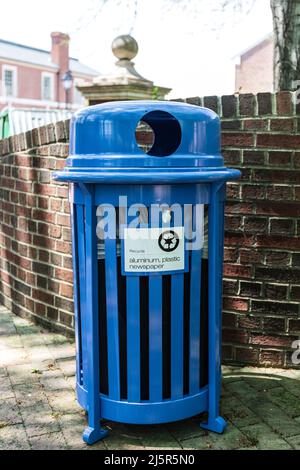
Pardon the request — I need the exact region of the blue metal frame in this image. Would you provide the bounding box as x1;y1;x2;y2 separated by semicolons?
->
69;192;82;388
54;101;241;445
54;169;240;184
105;211;121;403
200;182;227;433
80;184;108;444
77;384;208;424
189;209;202;396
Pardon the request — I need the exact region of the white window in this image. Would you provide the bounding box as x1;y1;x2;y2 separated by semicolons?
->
41;72;54;101
2;65;17;97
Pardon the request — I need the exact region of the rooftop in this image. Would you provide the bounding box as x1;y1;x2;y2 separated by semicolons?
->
234;33;273;60
0;38;99;77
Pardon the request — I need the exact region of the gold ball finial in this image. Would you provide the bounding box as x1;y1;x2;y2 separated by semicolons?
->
112;34;138;61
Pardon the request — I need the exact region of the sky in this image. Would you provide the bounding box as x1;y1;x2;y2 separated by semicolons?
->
0;0;273;98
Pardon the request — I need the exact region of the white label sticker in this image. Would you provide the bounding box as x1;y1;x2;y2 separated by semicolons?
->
124;226;185;273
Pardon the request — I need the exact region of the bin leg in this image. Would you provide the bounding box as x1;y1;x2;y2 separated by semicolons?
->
200;183;227;434
81;184;108;445
83;426;108;445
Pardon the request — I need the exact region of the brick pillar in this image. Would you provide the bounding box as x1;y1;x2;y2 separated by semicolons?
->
51;32;70;104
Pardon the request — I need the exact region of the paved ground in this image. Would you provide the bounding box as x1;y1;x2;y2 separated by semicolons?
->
1;306;300;450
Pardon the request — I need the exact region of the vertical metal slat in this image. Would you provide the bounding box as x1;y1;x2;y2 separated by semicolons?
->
171;273;184;399
126;277;141;402
149;275;163;402
190;204;204;395
76;205;87;388
189;247;202;395
71;203;82;385
83;186;102;432
105;208;121;401
207;184;225;419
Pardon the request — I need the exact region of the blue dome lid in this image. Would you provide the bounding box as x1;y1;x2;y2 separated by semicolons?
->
54;101;240;184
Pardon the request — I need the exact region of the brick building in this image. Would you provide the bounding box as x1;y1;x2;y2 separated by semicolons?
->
235;35;274;94
0;32;99;112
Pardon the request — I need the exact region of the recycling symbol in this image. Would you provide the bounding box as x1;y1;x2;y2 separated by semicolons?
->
158;230;179;253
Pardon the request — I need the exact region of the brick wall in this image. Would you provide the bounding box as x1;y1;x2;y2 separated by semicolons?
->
0;92;299;365
186;92;300;368
0;121;74;335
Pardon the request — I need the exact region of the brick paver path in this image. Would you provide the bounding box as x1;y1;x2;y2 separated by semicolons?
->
1;306;300;450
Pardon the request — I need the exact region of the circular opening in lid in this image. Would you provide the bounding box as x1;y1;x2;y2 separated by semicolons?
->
135;110;182;157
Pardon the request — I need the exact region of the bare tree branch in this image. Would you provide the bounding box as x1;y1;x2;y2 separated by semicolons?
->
129;0;139;34
70;0;300;91
69;0;110;35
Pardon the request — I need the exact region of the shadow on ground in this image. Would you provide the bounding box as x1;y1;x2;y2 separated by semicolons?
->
94;369;300;451
1;308;300;450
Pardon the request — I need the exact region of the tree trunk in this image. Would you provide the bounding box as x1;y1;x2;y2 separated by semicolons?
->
271;0;300;91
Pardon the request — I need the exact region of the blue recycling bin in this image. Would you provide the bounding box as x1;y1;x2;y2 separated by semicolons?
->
53;101;240;445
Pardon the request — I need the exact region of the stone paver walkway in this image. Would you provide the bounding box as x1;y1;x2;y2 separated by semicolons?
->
1;306;300;450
